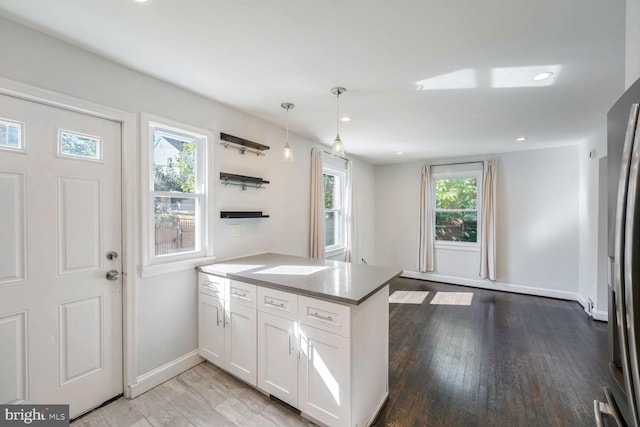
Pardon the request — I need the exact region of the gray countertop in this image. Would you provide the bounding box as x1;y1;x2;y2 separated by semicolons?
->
197;253;402;305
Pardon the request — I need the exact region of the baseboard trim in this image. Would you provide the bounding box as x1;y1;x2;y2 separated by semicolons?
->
401;271;578;301
593;310;608;321
576;293;591;316
128;350;203;398
366;392;389;427
575;293;610;322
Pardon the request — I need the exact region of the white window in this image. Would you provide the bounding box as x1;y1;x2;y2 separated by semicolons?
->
0;118;24;151
58;130;102;161
324;166;346;255
143;117;210;268
433;170;481;246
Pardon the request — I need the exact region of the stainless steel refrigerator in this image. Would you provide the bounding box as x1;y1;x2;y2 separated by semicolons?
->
596;77;640;426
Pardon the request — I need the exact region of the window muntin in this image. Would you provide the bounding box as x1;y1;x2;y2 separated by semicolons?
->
434;175;479;243
0;119;23;151
59;130;102;160
324;168;345;252
149;124;206;259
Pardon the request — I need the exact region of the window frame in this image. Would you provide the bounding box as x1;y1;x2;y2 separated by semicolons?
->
57;129;103;162
140;113;213;275
0;117;26;153
432;169;482;250
323;165;347;257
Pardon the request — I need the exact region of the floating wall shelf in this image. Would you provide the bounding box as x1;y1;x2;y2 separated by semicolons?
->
220;172;269;190
220;211;270;219
220;133;270;156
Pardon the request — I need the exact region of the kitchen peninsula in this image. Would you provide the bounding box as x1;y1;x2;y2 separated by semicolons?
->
197;253;401;427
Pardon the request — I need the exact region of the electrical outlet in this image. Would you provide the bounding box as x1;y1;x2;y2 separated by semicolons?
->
230;224;240;237
587;298;594;316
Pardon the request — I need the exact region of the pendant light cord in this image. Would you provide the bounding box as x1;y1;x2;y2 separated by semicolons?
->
336;90;340;137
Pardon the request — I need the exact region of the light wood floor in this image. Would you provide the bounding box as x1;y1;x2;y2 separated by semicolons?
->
71;362;315;427
73;279;608;426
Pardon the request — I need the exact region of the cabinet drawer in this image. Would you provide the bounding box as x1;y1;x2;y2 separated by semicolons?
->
298;296;350;337
199;273;228;299
257;287;298;320
229;280;257;308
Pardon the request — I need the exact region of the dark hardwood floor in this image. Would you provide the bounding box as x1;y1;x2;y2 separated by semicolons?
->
374;278;608;427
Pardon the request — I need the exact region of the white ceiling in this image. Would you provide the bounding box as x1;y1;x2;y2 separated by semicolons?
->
0;0;626;164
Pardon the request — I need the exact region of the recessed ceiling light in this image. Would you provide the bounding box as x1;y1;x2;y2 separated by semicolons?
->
532;72;553;81
134;0;151;3
516;137;527;142
397;151;404;155
340;116;351;122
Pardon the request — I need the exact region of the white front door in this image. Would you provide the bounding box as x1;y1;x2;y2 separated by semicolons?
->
0;93;123;418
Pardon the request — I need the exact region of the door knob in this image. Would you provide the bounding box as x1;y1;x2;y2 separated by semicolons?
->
106;270;120;281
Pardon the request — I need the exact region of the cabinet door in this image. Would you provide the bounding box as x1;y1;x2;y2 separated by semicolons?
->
298;325;351;427
257;311;298;406
225;302;257;386
198;292;225;368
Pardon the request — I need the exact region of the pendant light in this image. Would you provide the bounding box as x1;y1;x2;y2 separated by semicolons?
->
331;87;346;156
281;102;294;162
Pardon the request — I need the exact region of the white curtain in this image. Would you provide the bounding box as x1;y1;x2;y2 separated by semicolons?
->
480;160;497;280
345;160;356;262
418;165;434;272
309;148;325;259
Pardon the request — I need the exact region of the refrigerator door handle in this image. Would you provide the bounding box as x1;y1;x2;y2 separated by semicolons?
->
594;387;624;427
614;103;640;426
625;104;640;426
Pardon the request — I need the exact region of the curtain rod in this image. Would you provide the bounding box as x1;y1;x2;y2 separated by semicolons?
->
322;150;350;162
429;160;483;167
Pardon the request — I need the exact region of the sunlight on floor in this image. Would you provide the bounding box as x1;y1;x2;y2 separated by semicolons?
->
388;291;429;304
430;292;473;306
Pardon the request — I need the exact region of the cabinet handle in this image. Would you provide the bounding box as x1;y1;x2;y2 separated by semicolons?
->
310;311;334;322
231;290;248;298
266;299;286;308
288;334;291;355
216;307;220;326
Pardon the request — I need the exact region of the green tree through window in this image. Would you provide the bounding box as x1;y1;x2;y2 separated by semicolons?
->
323;171;344;249
154;140;196;193
435;177;478;242
150;127;203;257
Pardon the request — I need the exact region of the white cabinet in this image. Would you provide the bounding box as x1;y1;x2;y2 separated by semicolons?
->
198;292;225;366
198;274;226;368
257;286;299;406
296;296;353;426
298;322;351;426
198;271;389;427
257;311;298;406
198;274;257;386
226;301;257;384
296;290;390;427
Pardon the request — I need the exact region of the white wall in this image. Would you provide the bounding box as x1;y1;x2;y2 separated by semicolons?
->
0;18;376;386
627;0;640;88
351;159;376;264
375;146;580;299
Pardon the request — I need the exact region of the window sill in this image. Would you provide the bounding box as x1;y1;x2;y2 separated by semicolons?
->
139;255;216;278
325;246;346;259
434;242;480;252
